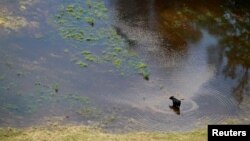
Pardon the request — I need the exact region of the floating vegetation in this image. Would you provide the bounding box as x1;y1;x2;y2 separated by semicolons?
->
76;61;88;68
84;17;95;26
52;0;150;80
113;59;121;68
81;51;92;55
59;28;85;41
52;83;59;93
136;62;150;80
81;51;98;62
66;4;74;13
141;71;150;80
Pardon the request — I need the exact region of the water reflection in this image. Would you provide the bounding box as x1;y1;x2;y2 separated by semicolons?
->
103;0;250;130
108;0;250;103
169;106;180;115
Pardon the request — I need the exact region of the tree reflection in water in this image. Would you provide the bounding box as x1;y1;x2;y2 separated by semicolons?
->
110;0;250;103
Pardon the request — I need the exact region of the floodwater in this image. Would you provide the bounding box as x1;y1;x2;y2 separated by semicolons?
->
0;0;250;132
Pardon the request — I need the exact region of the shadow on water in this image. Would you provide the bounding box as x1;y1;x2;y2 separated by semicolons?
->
0;0;250;132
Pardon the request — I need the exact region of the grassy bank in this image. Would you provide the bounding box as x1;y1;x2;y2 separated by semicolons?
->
0;125;207;141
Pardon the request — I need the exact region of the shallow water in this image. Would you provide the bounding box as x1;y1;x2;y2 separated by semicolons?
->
0;0;250;132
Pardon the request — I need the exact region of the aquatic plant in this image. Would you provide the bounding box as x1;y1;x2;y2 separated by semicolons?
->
113;59;121;68
52;0;150;80
141;71;150;80
84;17;95;26
52;83;59;93
81;51;92;55
76;61;88;67
66;4;74;13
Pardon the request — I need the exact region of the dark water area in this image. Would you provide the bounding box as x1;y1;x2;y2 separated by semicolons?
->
0;0;250;132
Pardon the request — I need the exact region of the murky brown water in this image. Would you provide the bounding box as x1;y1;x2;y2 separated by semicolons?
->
0;0;250;132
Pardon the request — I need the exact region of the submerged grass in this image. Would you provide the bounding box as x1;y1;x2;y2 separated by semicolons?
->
0;125;207;141
76;60;88;67
52;0;150;80
0;81;92;116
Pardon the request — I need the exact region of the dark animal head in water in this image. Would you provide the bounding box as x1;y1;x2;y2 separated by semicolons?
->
169;96;181;108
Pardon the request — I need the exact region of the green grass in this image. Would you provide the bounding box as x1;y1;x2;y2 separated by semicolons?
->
0;125;207;141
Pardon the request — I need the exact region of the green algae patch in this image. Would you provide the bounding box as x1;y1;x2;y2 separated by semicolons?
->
0;125;207;141
76;61;88;68
136;62;150;80
84;17;95;26
52;0;150;80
